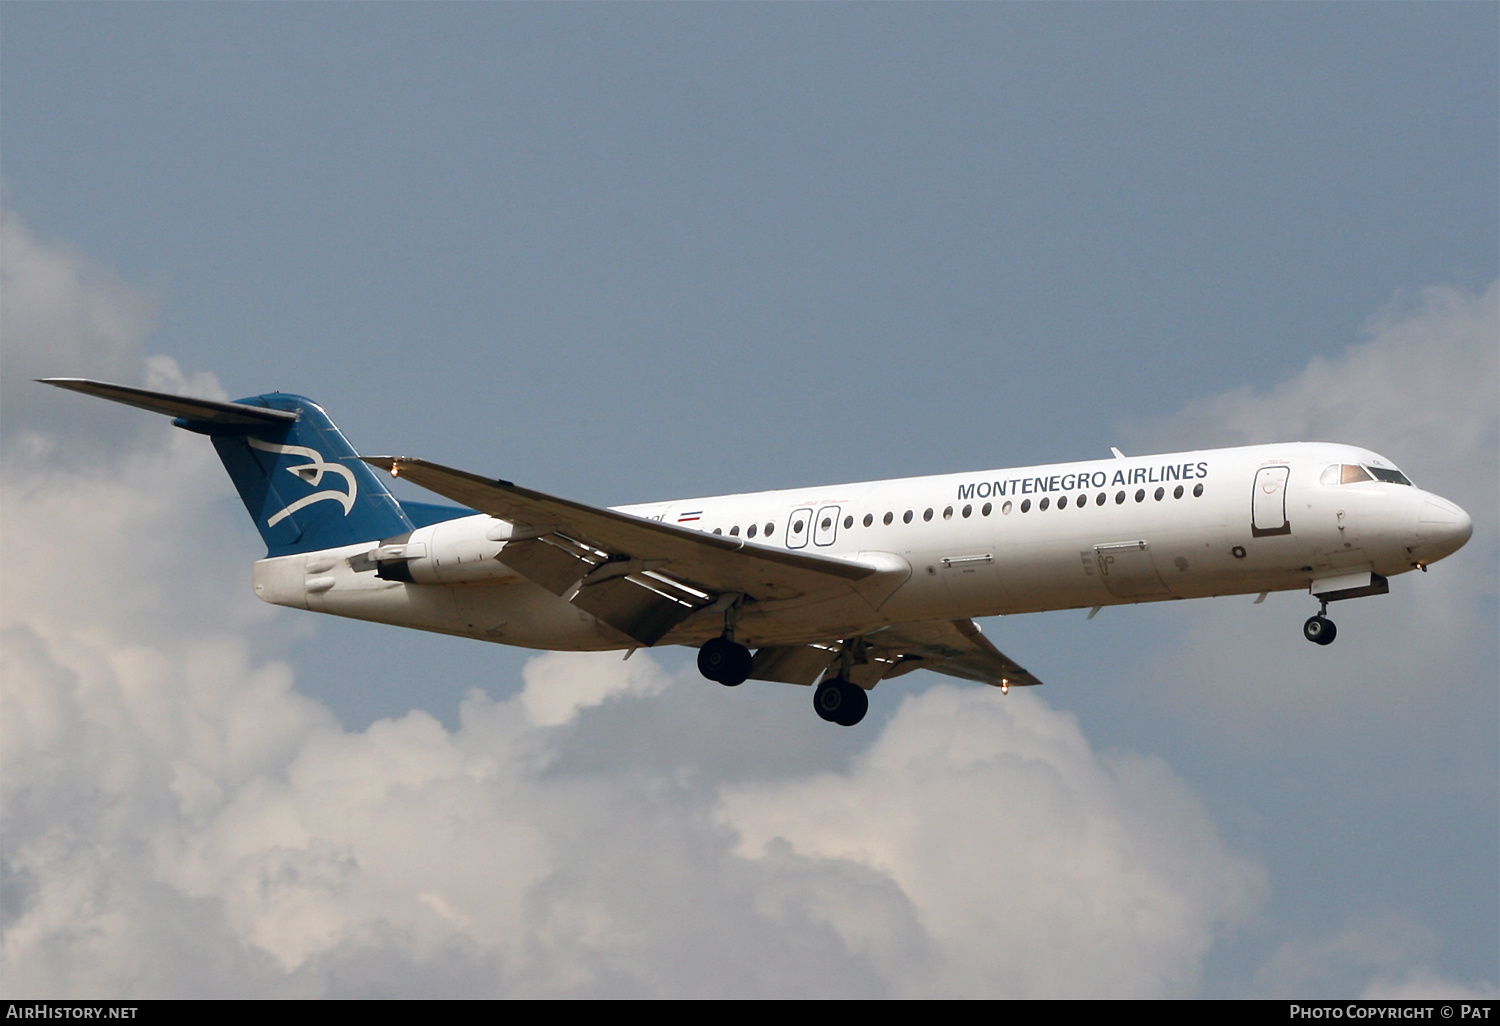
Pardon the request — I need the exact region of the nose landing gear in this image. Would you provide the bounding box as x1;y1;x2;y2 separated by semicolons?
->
1303;598;1337;646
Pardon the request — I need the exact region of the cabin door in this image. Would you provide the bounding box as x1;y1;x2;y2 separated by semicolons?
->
1252;466;1292;537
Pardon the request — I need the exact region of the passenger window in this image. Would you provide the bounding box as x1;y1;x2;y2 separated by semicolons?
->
962;504;972;518
765;523;775;537
1193;483;1204;497
903;510;914;524
730;526;739;536
1135;489;1145;503
884;512;894;525
863;513;873;527
1020;499;1031;513
923;508;934;522
843;515;854;529
1039;497;1050;511
1076;494;1086;508
1154;487;1164;501
1173;485;1184;499
1057;495;1068;509
1115;491;1126;504
1096;493;1106;506
747;524;757;538
713;528;723;535
943;506;953;520
999;501;1010;515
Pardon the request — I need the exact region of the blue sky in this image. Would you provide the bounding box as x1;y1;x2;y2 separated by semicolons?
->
3;3;1496;998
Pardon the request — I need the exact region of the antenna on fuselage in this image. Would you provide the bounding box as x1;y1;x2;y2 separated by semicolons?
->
1109;447;1126;459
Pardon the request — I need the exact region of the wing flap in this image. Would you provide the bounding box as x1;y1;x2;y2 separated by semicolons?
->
498;535;604;596
864;619;1042;688
748;644;840;686
571;574;704;646
746;620;1039;690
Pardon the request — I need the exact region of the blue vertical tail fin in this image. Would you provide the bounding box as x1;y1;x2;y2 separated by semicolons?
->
38;379;414;556
199;393;414;555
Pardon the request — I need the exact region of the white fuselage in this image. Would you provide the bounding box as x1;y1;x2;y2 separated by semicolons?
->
251;442;1472;653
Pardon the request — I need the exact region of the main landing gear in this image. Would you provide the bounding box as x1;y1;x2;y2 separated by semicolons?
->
813;677;868;727
1303;598;1337;646
695;601;870;726
697;636;752;686
697;598;752;687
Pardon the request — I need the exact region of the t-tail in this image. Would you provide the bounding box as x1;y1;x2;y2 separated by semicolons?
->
38;378;421;556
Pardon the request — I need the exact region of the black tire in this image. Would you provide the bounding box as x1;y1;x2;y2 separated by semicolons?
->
814;679;868;726
1303;615;1337;646
698;637;751;685
835;681;869;726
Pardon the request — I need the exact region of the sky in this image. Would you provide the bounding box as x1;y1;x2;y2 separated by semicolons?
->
2;3;1497;999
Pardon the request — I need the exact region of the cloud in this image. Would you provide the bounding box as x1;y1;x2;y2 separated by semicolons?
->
518;649;673;728
0;199;159;448
719;686;1264;997
1252;918;1500;1000
1132;281;1499;496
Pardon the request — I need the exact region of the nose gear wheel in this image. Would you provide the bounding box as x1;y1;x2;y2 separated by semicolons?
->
1303;615;1336;645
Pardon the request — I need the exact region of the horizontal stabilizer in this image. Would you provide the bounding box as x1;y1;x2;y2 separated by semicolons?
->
38;378;297;426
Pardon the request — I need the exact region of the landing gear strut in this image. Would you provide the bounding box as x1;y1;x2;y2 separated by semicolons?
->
1303;598;1337;646
697;598;752;686
813;677;868;727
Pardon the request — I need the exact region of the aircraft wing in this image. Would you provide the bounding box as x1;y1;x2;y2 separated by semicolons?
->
749;618;1043;690
364;455;889;645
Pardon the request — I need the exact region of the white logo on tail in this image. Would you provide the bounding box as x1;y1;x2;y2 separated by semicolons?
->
248;437;358;526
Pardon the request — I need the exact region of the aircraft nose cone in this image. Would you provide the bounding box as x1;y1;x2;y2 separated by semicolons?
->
1418;496;1473;561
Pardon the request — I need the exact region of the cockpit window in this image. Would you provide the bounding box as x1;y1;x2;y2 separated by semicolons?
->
1320;463;1412;486
1321;464;1373;485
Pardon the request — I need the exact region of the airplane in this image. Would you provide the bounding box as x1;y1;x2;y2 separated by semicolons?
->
40;377;1473;726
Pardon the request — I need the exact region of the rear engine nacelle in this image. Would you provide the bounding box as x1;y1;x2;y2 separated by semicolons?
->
354;516;518;585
